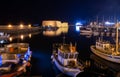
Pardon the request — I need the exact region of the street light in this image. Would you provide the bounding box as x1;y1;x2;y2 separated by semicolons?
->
20;35;24;40
9;37;13;42
28;24;31;28
28;34;31;38
8;24;12;28
20;24;24;28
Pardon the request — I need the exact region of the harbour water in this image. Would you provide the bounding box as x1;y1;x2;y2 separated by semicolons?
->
4;26;120;77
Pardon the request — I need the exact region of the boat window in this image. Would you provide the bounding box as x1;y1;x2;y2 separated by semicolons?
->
69;54;74;58
59;51;64;58
68;60;75;66
61;53;64;58
75;54;78;58
58;51;61;56
1;54;17;60
64;54;68;59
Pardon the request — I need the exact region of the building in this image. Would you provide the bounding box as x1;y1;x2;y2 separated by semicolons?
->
42;20;68;28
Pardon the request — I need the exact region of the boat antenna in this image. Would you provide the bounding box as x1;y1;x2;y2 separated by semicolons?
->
70;42;72;47
96;16;98;25
116;22;119;54
102;15;104;25
75;42;77;47
63;35;65;44
99;37;100;41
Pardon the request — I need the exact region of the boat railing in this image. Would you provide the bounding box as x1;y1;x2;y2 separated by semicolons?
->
76;58;85;69
5;43;29;48
2;59;19;64
95;47;112;55
0;64;11;71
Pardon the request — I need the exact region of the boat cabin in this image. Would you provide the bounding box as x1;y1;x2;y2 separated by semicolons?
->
96;41;110;50
96;40;115;53
0;43;30;64
0;53;18;64
57;44;78;66
2;43;29;54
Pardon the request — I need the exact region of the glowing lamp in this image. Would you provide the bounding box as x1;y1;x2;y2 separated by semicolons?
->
28;24;31;27
20;35;24;40
8;24;12;27
76;22;83;26
20;24;24;27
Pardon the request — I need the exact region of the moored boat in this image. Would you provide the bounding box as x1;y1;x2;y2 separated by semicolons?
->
0;43;32;77
51;43;84;77
90;23;120;63
80;27;93;34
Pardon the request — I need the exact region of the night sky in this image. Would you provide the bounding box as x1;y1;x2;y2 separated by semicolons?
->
0;0;120;24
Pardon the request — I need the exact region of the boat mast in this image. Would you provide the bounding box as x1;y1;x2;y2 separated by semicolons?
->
96;16;98;25
63;36;65;44
116;23;119;53
102;15;104;25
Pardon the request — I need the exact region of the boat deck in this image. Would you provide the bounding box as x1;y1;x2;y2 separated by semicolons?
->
92;46;120;56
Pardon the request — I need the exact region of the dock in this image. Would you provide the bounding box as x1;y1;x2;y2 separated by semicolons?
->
0;25;41;34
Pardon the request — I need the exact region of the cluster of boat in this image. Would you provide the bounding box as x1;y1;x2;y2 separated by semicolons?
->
0;43;32;77
79;26;117;37
91;23;120;63
51;23;120;77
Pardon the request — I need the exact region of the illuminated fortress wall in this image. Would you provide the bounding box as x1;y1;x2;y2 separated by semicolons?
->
42;20;68;28
61;22;68;28
56;21;62;27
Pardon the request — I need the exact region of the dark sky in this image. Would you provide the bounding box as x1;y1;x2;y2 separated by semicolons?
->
0;0;120;24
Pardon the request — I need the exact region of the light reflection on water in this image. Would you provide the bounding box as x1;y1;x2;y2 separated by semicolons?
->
41;26;120;77
43;27;68;37
90;53;120;77
8;32;40;42
2;26;119;77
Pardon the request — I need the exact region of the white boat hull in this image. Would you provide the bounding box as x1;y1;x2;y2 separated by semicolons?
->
93;31;99;36
91;46;120;63
52;55;82;77
80;32;92;36
80;30;92;34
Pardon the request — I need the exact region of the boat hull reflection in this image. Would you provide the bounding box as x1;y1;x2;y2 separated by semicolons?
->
90;54;120;77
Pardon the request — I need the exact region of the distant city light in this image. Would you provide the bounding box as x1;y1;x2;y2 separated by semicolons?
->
76;26;80;32
75;22;82;32
75;22;83;26
105;21;115;25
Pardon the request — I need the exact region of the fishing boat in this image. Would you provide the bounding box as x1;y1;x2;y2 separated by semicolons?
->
0;43;32;77
90;23;120;63
80;27;93;34
51;42;84;77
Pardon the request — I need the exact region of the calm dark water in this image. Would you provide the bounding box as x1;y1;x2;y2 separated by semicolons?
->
9;26;120;77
